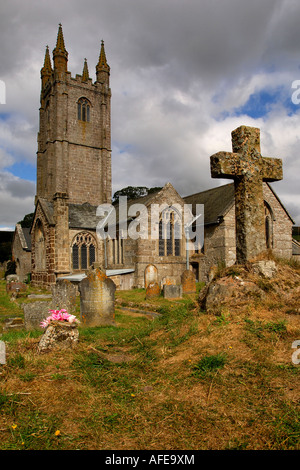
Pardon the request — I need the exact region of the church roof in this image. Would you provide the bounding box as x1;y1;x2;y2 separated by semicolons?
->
183;182;295;226
69;202;101;229
22;227;32;250
14;224;31;251
183;183;235;225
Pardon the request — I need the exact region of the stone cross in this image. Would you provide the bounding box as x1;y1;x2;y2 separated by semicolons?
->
210;125;283;263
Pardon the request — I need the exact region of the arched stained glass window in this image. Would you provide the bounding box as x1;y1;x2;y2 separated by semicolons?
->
158;208;181;257
71;232;97;270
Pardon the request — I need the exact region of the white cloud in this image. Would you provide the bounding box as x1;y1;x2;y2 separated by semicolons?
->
0;172;35;227
0;0;299;226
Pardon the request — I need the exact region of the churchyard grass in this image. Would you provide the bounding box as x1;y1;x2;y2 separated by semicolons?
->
0;274;299;450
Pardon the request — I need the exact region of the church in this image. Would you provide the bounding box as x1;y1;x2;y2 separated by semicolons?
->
26;25;294;289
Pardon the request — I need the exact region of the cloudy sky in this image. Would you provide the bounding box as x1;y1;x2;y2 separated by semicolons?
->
0;0;300;230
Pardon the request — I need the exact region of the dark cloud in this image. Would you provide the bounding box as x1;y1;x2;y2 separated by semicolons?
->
0;0;299;227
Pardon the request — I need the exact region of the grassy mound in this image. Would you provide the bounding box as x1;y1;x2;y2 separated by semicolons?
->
0;264;299;450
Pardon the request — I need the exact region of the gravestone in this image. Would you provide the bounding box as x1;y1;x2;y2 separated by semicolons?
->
145;282;161;299
210;125;283;263
0;341;6;364
51;279;77;313
6;275;18;282
79;268;116;327
144;264;158;289
6;281;27;294
23;301;52;330
163;284;182;299
160;276;176;289
181;270;196;293
38;322;79;353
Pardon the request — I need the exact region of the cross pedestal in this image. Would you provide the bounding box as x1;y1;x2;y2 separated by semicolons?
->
210;125;283;264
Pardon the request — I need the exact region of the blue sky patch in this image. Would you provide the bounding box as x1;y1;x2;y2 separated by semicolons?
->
5;161;36;182
234;89;279;119
232;86;299;119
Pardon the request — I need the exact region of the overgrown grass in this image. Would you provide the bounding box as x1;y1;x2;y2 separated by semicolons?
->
0;278;299;450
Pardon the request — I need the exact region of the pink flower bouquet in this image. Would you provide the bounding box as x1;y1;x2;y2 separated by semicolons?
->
40;309;80;328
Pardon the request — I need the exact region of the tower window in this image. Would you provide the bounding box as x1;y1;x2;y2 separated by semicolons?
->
77;98;90;122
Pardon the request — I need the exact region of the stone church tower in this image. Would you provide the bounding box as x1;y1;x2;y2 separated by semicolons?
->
37;24;111;205
31;25;111;286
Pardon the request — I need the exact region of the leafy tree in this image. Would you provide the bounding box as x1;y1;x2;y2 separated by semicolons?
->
112;186;162;205
18;213;34;228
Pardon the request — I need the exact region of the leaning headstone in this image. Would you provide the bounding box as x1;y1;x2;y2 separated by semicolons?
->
144;264;158;289
163;284;182;299
145;282;161;299
38;321;79;353
181;270;196;293
23;301;52;330
51;279;77;314
79;268;116;327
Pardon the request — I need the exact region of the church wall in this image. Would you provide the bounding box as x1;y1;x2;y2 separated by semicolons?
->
134;238;186;288
195;184;293;283
12;232;31;282
53;193;70;276
67;144;104;205
196;221;229;283
63;77;111;205
31;206;56;288
263;184;293;260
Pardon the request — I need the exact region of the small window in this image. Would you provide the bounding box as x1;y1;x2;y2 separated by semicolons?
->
77;98;90;122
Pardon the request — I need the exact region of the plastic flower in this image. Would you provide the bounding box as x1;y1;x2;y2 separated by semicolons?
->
40;309;80;328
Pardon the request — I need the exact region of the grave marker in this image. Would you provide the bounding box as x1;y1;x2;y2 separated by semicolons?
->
144;264;158;289
181;270;196;293
0;341;6;365
79;268;116;327
210;125;283;263
145;282;161;299
163;284;182;299
51;278;77;313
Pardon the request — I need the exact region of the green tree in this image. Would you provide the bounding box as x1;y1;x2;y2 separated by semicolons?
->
112;186;162;205
18;213;34;228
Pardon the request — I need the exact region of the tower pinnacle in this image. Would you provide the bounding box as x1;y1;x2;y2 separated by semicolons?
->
53;23;68;73
96;40;110;82
82;58;89;81
41;45;52;88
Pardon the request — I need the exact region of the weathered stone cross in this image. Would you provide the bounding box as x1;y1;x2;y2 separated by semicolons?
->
210;125;283;264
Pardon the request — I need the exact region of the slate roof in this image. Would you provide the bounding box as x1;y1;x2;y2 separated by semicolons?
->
69;202;102;229
15;224;31;251
22;227;32;250
34;182;294;231
183;183;235;225
292;239;300;256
